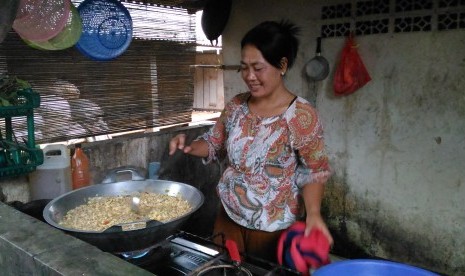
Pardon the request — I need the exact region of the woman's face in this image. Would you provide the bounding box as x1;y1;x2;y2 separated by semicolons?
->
240;44;283;98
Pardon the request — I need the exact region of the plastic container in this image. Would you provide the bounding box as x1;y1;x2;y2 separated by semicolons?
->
29;144;71;200
71;143;90;189
148;161;160;179
313;259;439;276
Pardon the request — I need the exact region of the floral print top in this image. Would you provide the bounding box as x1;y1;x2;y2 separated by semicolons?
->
200;92;332;232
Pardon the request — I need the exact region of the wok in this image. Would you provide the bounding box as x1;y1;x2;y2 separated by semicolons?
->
43;167;204;253
201;0;232;46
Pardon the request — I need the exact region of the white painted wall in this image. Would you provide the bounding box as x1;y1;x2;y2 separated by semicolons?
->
221;0;465;274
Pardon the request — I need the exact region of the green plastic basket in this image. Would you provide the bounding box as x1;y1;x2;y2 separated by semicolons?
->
0;140;44;177
0;88;40;117
0;88;43;177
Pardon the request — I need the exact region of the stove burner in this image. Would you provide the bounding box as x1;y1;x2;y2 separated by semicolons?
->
196;264;253;276
120;248;151;259
116;232;301;276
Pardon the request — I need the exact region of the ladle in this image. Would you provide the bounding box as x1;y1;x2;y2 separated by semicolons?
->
130;196;141;215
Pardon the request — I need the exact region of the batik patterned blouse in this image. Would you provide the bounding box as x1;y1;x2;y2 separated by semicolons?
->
200;92;331;232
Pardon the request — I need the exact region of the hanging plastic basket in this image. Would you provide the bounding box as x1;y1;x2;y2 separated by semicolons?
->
13;0;70;42
76;0;133;61
23;2;82;51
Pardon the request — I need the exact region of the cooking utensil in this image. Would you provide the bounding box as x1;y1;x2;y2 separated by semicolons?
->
129;194;156;219
43;166;204;253
13;0;70;42
305;37;330;81
201;0;232;46
76;0;133;61
130;196;141;214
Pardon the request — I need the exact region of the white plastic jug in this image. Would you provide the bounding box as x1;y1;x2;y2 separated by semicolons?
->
29;144;72;200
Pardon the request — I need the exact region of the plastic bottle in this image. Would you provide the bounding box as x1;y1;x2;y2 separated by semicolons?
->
71;143;90;189
29;144;72;200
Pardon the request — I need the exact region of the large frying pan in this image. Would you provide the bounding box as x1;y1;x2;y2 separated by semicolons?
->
305;37;330;81
201;0;232;46
43;167;204;253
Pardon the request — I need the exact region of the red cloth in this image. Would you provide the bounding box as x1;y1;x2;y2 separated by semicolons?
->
333;34;371;96
277;222;331;275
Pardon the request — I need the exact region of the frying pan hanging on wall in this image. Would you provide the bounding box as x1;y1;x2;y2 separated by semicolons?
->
305;37;330;81
201;0;232;46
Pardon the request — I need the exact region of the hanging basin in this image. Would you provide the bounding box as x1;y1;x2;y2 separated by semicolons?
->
13;0;70;42
24;2;82;51
313;259;439;276
75;0;133;61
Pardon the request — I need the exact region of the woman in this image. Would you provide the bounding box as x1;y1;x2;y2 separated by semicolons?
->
169;20;333;262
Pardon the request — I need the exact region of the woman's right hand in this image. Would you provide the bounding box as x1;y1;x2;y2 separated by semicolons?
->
169;134;192;155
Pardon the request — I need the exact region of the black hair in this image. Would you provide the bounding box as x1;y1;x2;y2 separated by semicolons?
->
240;20;300;70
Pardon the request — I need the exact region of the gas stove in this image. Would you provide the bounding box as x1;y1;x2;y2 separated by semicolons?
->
118;231;301;276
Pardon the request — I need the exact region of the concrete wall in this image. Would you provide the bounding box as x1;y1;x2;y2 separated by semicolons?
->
221;0;465;274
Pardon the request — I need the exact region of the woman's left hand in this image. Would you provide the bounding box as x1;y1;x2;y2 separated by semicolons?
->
305;212;334;245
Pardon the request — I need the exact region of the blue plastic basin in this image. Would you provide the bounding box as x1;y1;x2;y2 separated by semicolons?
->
313;259;439;276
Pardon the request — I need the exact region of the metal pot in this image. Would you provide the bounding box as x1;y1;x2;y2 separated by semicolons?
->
43;167;204;253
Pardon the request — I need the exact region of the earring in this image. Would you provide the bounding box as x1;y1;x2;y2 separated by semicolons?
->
281;71;285;76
